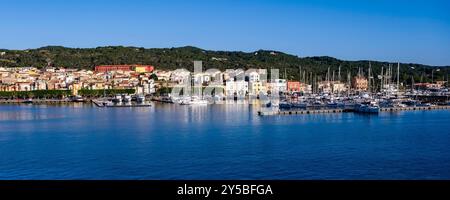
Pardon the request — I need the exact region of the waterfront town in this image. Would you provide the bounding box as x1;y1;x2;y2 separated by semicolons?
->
0;63;449;113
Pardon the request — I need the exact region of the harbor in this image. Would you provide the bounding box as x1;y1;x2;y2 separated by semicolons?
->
1;60;449;114
2;91;449;114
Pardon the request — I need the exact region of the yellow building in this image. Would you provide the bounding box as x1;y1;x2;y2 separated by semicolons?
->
134;65;155;73
249;82;266;95
71;83;82;96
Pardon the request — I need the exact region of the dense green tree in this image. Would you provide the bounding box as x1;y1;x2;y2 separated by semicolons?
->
1;46;449;84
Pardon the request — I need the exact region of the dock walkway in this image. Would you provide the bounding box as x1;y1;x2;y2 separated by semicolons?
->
259;109;345;116
380;106;450;112
259;106;450;116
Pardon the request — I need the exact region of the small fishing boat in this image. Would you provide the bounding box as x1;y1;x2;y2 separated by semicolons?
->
22;98;33;104
265;101;279;108
416;103;431;107
279;101;292;109
355;102;380;114
180;96;208;105
122;94;132;103
101;101;114;107
159;96;174;104
112;95;122;103
71;95;85;102
327;102;338;108
312;101;324;107
292;102;308;109
175;96;191;104
136;95;146;103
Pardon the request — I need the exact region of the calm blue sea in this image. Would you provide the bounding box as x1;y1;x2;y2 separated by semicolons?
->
0;103;449;180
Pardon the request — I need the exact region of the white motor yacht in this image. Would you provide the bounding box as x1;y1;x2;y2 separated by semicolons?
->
180;96;208;105
113;95;122;103
122;94;132;103
136;95;146;103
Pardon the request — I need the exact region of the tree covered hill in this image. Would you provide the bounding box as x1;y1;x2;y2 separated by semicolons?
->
0;46;448;84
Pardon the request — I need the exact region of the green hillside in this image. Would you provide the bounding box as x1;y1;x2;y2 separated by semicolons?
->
0;46;448;84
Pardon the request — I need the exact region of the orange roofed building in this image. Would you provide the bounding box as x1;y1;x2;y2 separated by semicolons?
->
352;76;368;91
287;81;301;93
95;65;154;73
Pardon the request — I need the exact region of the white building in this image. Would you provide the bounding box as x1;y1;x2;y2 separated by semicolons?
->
35;80;47;90
193;73;211;85
332;82;347;93
304;84;313;94
205;69;222;83
225;80;248;97
170;69;190;85
266;79;287;94
245;70;260;83
147;79;156;94
318;82;332;93
223;69;245;82
155;70;172;81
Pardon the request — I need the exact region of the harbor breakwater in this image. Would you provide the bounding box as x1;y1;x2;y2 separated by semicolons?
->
258;105;450;116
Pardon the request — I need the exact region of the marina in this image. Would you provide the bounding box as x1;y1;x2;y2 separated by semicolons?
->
2;91;449;114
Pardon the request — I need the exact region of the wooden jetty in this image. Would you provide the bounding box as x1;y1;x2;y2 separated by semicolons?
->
259;109;345;116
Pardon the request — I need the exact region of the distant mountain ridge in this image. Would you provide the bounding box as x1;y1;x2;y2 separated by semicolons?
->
0;46;448;83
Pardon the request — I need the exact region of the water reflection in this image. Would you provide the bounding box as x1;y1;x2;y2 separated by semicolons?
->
0;104;450;179
0;107;65;121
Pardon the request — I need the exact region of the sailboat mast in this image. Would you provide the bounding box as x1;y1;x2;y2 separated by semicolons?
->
327;67;330;83
397;62;400;91
390;64;392;86
432;69;434;83
299;66;302;82
368;62;372;94
284;68;287;80
381;66;384;92
303;70;306;83
347;71;351;96
338;65;341;82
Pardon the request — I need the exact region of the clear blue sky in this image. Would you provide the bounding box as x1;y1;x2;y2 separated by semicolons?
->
1;0;450;66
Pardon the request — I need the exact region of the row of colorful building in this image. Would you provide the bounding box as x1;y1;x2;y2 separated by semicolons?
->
5;64;444;97
0;65;156;96
153;68;368;96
